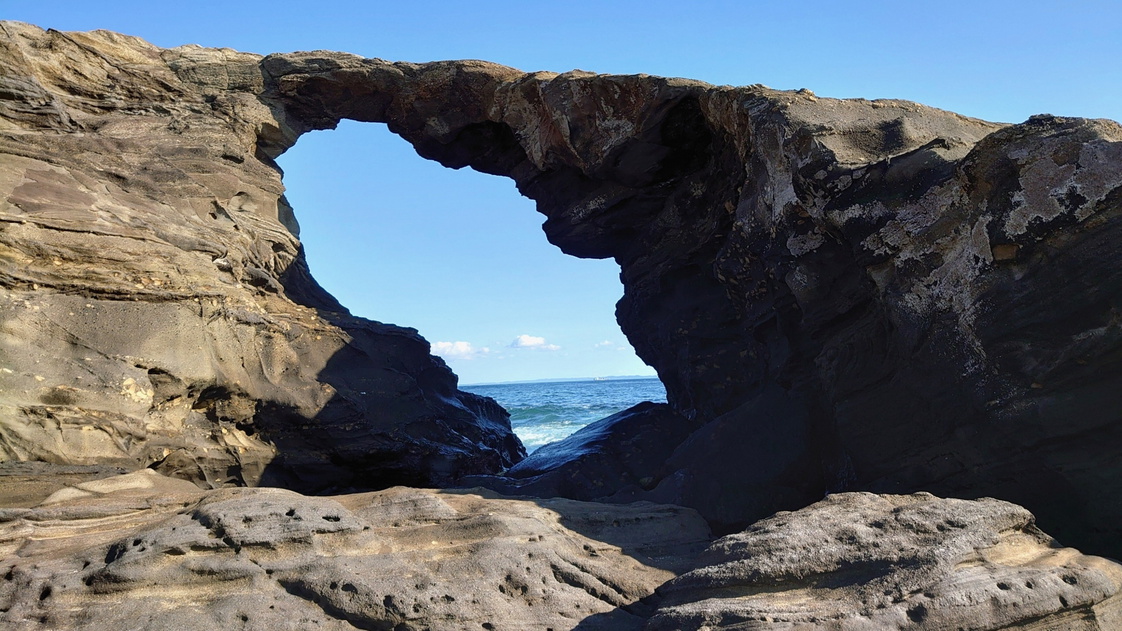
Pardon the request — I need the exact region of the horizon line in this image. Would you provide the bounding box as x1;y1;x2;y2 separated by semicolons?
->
461;374;661;387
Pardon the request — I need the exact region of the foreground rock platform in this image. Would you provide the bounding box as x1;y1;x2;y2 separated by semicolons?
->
0;470;711;630
1;471;1118;630
650;492;1122;630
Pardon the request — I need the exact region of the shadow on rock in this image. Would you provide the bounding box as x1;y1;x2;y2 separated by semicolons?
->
234;305;526;495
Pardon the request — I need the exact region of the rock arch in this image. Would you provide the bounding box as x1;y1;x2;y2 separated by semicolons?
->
3;23;1122;558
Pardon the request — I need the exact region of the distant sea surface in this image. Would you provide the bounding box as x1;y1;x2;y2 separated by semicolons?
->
462;377;667;453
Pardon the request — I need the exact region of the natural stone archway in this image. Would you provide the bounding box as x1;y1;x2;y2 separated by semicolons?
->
258;51;1122;558
2;23;1122;562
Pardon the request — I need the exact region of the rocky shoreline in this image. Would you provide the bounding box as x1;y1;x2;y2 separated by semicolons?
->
2;22;1121;628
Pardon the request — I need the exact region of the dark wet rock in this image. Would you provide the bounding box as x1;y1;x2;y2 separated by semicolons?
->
462;402;698;501
646;492;1122;630
0;470;712;631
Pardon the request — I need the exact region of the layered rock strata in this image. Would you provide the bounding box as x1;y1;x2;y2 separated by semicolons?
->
1;471;1118;630
258;37;1122;557
1;22;1121;560
0;23;523;492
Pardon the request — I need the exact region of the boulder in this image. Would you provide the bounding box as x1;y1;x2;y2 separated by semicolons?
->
647;492;1122;630
463;402;698;501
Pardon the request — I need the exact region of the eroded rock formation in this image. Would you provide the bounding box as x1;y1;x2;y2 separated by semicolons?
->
2;470;1118;630
649;492;1122;630
0;23;523;492
0;469;711;630
1;21;1121;564
259;41;1122;557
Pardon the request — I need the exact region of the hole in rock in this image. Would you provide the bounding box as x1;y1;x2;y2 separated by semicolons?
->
278;121;663;451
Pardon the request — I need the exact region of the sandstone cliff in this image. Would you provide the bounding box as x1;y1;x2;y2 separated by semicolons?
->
0;23;523;492
2;21;1121;566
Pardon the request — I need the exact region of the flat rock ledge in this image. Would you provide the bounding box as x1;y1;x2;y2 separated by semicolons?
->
1;471;1118;630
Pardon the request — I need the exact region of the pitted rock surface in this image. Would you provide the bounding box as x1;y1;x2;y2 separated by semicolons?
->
0;470;711;630
2;474;1119;630
648;492;1122;630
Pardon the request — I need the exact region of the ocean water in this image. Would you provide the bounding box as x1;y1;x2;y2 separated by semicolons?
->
462;377;667;453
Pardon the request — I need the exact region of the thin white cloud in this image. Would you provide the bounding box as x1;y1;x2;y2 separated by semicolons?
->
510;334;560;351
594;340;614;348
431;341;490;360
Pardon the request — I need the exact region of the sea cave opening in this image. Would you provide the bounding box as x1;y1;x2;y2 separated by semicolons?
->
276;121;665;451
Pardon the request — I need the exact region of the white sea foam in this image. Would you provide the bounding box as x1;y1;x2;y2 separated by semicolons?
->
463;378;666;452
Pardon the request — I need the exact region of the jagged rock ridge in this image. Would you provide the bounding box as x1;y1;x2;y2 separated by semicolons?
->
1;22;1121;565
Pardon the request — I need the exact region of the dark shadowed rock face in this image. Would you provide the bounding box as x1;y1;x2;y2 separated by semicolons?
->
462;402;700;501
0;23;523;492
2;22;1122;560
258;52;1122;556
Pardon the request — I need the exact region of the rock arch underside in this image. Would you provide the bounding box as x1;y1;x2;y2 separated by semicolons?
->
3;23;1122;630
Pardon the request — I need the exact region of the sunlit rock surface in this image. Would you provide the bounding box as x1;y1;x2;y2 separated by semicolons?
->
0;23;523;492
0;470;711;630
649;492;1122;631
2;471;1118;630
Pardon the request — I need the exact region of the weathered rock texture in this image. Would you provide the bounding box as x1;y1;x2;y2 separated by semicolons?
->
0;23;523;492
2;22;1122;560
2;472;1118;630
648;492;1122;630
0;470;711;630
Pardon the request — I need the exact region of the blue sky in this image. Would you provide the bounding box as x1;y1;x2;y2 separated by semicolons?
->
7;1;1120;384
